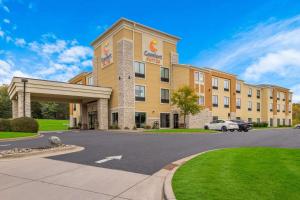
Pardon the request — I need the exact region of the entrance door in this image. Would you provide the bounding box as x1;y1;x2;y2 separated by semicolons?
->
88;111;98;129
135;112;146;128
160;113;170;128
173;114;179;128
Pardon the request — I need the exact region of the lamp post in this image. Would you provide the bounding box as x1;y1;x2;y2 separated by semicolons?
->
21;78;28;117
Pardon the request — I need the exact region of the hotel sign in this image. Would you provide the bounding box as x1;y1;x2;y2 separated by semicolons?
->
142;34;163;65
101;37;113;68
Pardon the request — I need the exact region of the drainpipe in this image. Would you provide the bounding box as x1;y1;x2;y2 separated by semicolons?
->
21;78;28;117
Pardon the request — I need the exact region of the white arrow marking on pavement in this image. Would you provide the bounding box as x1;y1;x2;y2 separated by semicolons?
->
0;144;11;147
95;155;122;164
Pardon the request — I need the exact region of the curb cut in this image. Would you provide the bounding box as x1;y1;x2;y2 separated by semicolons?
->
162;149;221;200
0;133;43;142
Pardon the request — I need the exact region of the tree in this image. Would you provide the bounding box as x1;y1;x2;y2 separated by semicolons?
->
0;85;12;119
41;102;69;119
293;103;300;125
171;86;203;128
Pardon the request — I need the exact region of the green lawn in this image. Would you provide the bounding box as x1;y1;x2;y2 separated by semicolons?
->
37;119;69;131
172;148;300;200
0;132;37;139
144;128;216;133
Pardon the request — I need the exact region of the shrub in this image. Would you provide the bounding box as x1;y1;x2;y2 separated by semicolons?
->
0;119;11;131
109;124;120;129
252;122;268;128
10;117;39;133
144;125;151;129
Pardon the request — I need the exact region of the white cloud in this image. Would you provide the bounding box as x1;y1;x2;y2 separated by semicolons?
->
3;6;9;13
0;30;4;38
3;19;10;24
291;84;300;103
0;59;32;84
28;39;67;55
14;38;26;47
58;46;93;63
81;60;92;67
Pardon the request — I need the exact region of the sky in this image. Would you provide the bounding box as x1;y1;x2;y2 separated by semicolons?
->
1;0;300;102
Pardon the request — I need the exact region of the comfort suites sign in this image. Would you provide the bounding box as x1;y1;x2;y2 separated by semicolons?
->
142;34;163;65
101;37;113;68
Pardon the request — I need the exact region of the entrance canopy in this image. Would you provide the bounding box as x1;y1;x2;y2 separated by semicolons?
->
8;77;112;103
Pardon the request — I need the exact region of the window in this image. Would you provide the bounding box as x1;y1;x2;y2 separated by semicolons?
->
194;72;204;84
257;102;260;112
277;104;280;112
257;90;260;98
236;83;241;93
277;118;280;126
212;78;218;89
289;93;292;102
224;80;229;91
269;89;273;99
282;93;286;101
277;92;280;100
270;118;273;127
269;103;273;112
160;113;170;128
135;85;145;101
289;104;292;113
289;119;291;126
87;76;93;85
236;117;241;120
73;104;76;111
248;118;252;123
248;101;252;111
134;62;145;78
213;116;218;121
135;112;146;128
112;112;118;125
224;96;229;108
283;119;286;126
212;95;218;107
199;95;205;105
160;67;169;82
257;118;260;123
161;89;170;103
248;88;252;97
236;98;241;109
282;104;286;112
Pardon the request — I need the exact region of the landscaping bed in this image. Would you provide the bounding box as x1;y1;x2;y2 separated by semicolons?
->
172;147;300;200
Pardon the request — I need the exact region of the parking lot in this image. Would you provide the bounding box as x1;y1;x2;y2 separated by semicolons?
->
1;128;300;175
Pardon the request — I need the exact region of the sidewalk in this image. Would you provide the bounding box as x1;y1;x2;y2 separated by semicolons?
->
0;157;166;200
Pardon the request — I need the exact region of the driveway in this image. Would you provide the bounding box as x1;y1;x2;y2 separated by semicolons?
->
1;128;300;175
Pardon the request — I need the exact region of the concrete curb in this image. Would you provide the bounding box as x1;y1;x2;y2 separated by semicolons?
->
162;149;220;200
0;133;43;142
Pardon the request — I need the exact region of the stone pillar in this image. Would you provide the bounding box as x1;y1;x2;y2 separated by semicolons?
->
80;103;88;129
17;92;31;118
97;98;108;130
12;99;18;118
117;39;135;129
69;116;74;128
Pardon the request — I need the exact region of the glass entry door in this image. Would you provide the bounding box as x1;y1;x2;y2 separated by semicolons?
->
88;111;98;129
160;113;170;128
135;112;146;128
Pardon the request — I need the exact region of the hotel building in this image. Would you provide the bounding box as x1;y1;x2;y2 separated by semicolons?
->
67;18;292;129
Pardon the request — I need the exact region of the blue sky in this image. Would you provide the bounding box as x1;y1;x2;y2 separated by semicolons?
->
1;0;300;102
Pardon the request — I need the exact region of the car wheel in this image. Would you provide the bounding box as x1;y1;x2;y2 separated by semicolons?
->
230;129;234;132
221;126;227;132
244;129;249;132
204;125;209;130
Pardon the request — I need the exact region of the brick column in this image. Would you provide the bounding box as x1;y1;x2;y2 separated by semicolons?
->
97;98;108;130
17;92;31;118
12;99;18;118
80;103;88;129
117;39;135;129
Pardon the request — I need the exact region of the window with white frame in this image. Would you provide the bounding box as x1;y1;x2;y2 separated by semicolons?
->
256;90;260;98
212;95;218;106
269;103;273;111
236;98;241;109
248;101;252;111
289;104;292;112
135;85;145;101
282;104;286;112
224;96;229;108
160;67;169;82
224;80;229;91
269;89;273;99
160;89;170;103
199;95;205;105
194;72;204;84
257;102;260;111
86;76;93;85
277;104;280;112
212;78;218;89
236;83;241;93
277;92;280;100
248;88;252;97
134;62;145;78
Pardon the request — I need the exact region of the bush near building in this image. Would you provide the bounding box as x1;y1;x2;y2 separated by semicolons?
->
252;122;268;128
0;117;39;133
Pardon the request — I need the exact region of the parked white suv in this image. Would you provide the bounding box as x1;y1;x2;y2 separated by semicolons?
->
204;120;239;132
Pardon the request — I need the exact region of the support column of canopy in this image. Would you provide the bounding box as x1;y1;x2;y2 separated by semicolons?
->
80;103;88;130
17;92;31;118
97;98;108;130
